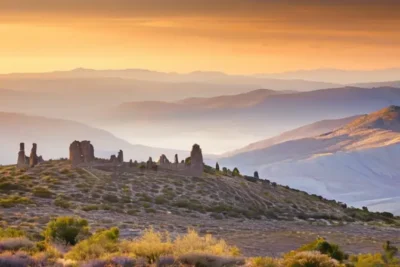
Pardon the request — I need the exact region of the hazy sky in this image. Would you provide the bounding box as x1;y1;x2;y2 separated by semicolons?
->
1;0;400;74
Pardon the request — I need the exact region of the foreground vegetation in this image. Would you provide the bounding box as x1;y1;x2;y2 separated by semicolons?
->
0;216;398;266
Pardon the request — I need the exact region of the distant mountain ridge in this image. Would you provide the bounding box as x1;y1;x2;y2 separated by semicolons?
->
0;112;191;165
220;106;400;214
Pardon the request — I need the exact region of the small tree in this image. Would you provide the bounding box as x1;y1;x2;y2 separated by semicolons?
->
222;167;228;175
254;171;259;179
232;167;240;177
216;162;220;171
362;206;369;212
43;216;90;245
185;157;191;165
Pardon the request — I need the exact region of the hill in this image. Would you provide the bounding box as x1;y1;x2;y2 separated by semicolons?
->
220;106;400;214
223;115;362;157
1;160;399;257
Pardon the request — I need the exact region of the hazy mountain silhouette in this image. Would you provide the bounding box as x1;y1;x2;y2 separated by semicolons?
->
0;112;190;165
220;106;400;214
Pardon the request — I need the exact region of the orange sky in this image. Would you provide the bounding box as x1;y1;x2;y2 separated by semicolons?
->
1;0;400;74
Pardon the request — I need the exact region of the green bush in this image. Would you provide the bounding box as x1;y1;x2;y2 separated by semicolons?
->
43;216;89;245
32;187;53;198
298;238;345;262
0;228;25;239
283;251;341;267
66;227;119;261
54;196;71;209
0;195;32;208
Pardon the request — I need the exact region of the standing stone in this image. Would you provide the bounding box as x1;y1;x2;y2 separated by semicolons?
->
146;157;153;169
129;159;134;168
69;141;83;166
29;143;38;168
17;143;27;169
80;141;95;163
174;154;179;164
110;155;117;162
190;144;204;176
117;150;124;163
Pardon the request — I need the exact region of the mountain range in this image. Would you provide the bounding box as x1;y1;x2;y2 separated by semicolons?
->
219;106;400;215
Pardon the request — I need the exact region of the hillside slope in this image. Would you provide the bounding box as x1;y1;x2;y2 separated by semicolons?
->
223;115;362;157
220;106;400;214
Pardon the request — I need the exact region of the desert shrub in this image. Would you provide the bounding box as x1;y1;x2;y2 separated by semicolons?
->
382;241;399;264
298;238;345;262
350;253;386;267
66;227;120;261
232;168;240;177
247;256;281;267
0;228;25;239
119;228;172;263
0;237;34;252
283;251;342;267
0;182;25;191
43;216;90;245
82;205;100;211
178;253;245;267
32;186;53;198
0;195;32;208
102;194;119;203
173;229;240;257
54;196;71;209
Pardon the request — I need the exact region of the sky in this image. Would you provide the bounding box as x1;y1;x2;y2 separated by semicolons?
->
1;0;400;74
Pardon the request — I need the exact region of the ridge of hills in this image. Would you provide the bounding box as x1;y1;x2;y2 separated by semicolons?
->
220;106;400;214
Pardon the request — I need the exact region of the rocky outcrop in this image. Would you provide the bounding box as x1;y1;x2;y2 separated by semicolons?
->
69;140;95;166
17;143;27;169
158;154;170;165
80;141;95;163
146;157;153;169
29;143;38;168
117;150;124;163
190;144;204;176
69;141;83;166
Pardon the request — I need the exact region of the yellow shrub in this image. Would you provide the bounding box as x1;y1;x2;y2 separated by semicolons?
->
283;251;343;267
351;253;386;267
248;256;282;267
173;229;240;257
119;228;173;263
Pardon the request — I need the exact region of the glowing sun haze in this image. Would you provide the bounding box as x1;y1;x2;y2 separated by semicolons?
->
1;0;400;74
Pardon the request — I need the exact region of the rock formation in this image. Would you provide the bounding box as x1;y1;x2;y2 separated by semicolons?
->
146;157;153;169
80;141;95;163
69;140;95;166
158;154;170;165
110;155;117;162
29;143;38;168
129;159;134;167
190;144;204;176
174;154;179;164
117;150;124;163
17;143;27;169
69;141;83;166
